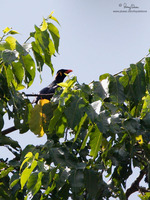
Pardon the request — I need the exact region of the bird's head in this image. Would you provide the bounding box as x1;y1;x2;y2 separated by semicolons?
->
55;69;73;83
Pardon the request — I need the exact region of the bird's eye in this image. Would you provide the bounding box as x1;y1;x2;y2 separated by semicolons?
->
59;72;62;76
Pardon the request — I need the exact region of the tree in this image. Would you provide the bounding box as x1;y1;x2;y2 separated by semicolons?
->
0;12;150;200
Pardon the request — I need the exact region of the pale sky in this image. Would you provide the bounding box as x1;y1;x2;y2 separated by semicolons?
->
1;1;150;199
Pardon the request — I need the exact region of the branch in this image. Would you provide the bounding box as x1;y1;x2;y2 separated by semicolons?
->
126;168;147;200
114;52;150;77
1;126;17;135
25;93;54;97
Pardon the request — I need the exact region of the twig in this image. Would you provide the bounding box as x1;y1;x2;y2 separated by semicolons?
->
25;93;54;97
126;168;147;200
113;70;124;77
1;126;17;135
114;52;150;77
24;36;31;44
136;52;150;64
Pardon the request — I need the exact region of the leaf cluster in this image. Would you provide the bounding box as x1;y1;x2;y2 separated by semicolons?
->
0;14;150;200
0;13;60;133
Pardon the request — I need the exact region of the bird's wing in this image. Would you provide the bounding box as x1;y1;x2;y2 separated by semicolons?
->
32;82;59;104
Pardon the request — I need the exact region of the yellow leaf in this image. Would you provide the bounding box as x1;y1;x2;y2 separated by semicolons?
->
5;36;16;50
29;104;44;137
25;152;33;158
29;99;49;137
48;10;55;18
50;16;60;25
57;82;68;87
136;135;143;145
41;18;47;31
3;27;11;34
15;84;26;90
20;152;33;170
9;30;19;35
34;152;39;160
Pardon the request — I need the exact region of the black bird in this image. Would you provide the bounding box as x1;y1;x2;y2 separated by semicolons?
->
33;69;73;104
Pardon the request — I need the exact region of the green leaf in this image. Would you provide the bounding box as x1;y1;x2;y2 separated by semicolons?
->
80;125;93;150
95;111;109;134
141;113;150;129
0;135;20;150
5;65;14;86
48;106;62;134
2;50;17;64
27;172;43;196
57;169;70;191
10;178;20;189
93;81;106;100
74;113;87;142
49;147;77;168
48;23;60;53
33;25;54;74
20;54;35;87
85;169;99;198
20;159;37;189
120;63;146;104
99;73;110;81
12;61;24;85
109;75;125;104
141;94;150;118
90;125;102;159
123;118;140;135
31;41;44;72
85;104;98;122
64;95;86;129
47;104;67;137
69;169;84;194
16;41;28;56
0;166;14;178
91;100;101;115
145;57;150;92
0;41;11;51
45;183;56;195
0;162;7;170
139;192;150;200
0;73;9;99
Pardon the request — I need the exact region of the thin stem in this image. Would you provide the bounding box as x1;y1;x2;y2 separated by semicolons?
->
113;52;150;77
24;36;31;44
25;93;54;97
136;52;150;64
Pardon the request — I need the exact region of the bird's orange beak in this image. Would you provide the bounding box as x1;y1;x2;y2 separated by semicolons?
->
65;69;73;74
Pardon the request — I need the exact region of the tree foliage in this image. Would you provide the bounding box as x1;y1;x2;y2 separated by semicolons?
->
0;13;150;200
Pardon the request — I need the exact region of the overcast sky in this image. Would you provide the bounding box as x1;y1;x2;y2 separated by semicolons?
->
1;1;150;199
